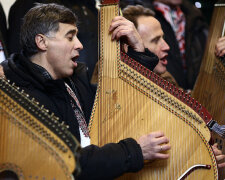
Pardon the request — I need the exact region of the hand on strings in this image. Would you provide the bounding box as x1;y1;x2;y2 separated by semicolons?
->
212;143;225;169
137;131;171;161
215;37;225;57
0;65;5;78
109;16;145;52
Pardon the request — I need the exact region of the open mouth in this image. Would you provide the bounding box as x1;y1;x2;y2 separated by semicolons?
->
71;56;78;67
72;56;78;62
160;58;168;63
160;55;168;65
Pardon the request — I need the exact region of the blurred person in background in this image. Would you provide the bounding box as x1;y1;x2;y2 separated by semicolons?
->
152;0;208;90
120;0;208;90
0;2;8;62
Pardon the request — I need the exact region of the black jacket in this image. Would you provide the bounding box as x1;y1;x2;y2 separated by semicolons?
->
154;0;208;89
0;2;8;58
120;0;153;9
1;50;158;179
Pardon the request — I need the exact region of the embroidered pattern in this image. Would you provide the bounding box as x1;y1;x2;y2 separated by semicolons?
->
65;82;90;137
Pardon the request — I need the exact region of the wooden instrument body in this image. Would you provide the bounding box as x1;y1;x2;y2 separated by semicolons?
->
0;78;79;180
192;2;225;179
90;1;218;179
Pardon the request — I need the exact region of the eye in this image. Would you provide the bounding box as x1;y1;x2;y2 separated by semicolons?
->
67;35;74;41
152;37;160;44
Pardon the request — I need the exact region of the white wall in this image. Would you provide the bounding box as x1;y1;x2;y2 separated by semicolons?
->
0;0;16;21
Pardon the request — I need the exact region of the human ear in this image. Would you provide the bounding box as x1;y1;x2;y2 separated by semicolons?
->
35;34;48;51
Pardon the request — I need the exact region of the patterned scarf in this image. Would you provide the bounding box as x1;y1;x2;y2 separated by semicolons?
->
154;2;186;72
65;81;90;138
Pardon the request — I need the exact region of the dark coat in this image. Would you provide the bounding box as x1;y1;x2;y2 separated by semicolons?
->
154;0;208;89
120;0;153;9
1;53;144;179
0;2;8;57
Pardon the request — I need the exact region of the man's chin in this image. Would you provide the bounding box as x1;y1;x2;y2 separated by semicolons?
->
64;70;75;78
159;69;167;75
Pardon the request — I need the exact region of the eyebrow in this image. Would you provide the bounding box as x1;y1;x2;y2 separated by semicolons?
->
65;29;78;36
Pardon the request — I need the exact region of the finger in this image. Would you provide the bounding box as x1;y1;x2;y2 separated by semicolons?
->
216;43;225;52
162;144;171;151
154;152;170;159
217;36;225;42
212;146;222;156
149;131;165;138
215;41;225;56
114;29;137;42
216;154;225;162
156;136;170;145
111;25;131;40
212;143;218;148
214;149;222;156
109;19;131;32
212;143;219;151
218;162;225;169
219;49;225;57
109;18;133;32
111;16;126;22
158;144;171;152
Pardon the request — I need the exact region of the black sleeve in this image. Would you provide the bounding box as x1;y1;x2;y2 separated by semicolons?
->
77;138;143;180
126;47;159;71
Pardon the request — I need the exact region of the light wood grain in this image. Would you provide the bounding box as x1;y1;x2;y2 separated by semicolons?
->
90;3;218;180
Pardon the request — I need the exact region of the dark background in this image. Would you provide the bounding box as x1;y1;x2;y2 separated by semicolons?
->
189;0;218;25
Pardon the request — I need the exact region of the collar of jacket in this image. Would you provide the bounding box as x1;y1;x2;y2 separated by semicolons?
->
5;53;89;91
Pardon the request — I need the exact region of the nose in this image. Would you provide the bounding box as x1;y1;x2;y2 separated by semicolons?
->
162;39;170;51
74;36;83;51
